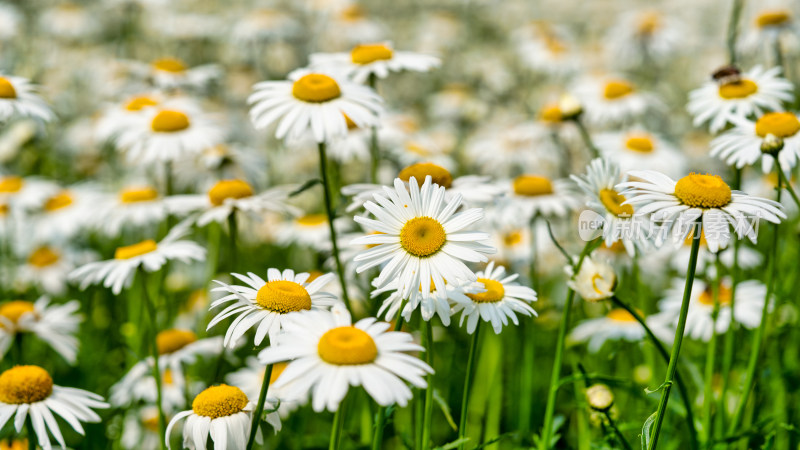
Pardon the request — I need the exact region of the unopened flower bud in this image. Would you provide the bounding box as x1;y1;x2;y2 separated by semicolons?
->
586;384;614;411
761;133;784;156
558;94;583;120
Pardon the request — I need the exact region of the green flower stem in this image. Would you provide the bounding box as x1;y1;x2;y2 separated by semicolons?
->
775;167;800;210
26;418;35;450
647;219;703;450
540;238;598;448
604;411;632;450
330;396;346;450
372;306;406;450
368;74;380;184
227;211;238;271
726;0;743;65
458;321;481;450
421;320;435;449
246;356;274;450
317;142;353;312
701;254;723;445
139;269;167;450
610;296;698;450
728;172;783;435
573;117;600;159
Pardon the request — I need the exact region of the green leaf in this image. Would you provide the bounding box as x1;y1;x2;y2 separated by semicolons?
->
433;437;470;450
289;179;321;197
640;411;657;450
433;389;458;432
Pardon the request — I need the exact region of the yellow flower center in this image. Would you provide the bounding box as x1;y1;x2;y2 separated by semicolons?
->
207;180;254;206
156;329;197;355
340;5;364;21
674;173;732;208
0;301;35;327
0;366;53;404
43;191;73;212
351;43;394;64
637;12;660;35
398;162;453;189
755;112;800;138
503;230;523;246
27;247;59;267
192;385;248;419
142;412;160;432
152;58;187;73
697;284;732;306
296;214;328;226
399;217;447;258
120;187;159;203
513;175;554;197
624;135;654;153
718;79;758;99
0;438;28;450
125;96;158;111
151;110;190;133
599;189;633;217
292;74;341;103
318;326;378;365
466;278;506;303
756;10;791;28
539;104;563;123
606;308;638;322
603;80;634;100
115;240;158;260
0;176;22;193
256;280;312;313
0;77;16;99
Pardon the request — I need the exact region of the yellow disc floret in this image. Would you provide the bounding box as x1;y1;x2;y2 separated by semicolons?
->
539;104;563;123
606;308;637;322
400;217;447;257
152;58;187;73
398;162;453;189
156;329;197;355
208;180;254;206
513;175;554;197
718;79;758;99
755;112;800;138
192;385;249;419
624;135;654;153
292;74;341;103
467;278;505;303
0;366;53;404
44;191;73;212
756;10;791;28
0;176;22;193
674;173;732;208
151;110;190;133
120;187;159;203
115;240;158;259
256;280;312;313
318;326;378;365
27;247;59;267
0;77;16;99
697;284;732;306
603;80;634;100
0;301;35;327
125;96;158;111
351;43;394;64
599;189;633;217
296;214;328;226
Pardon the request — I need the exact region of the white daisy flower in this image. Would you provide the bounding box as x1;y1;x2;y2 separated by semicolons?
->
593;130;686;179
310;42;440;83
166;179;300;227
387;134;455;172
68;223;206;295
138;58;222;91
739;8;800;56
34;187;102;243
121;407;164;450
0;365;108;450
513;22;580;77
110;364;191;414
165;385;263;450
568;308;647;353
464;119;562;178
248;69;383;143
16;245;87;296
274;214;348;251
657;278;767;342
566;255;617;302
710;111;800;175
450;261;538;334
208;269;337;348
258;305;433;412
94;93;163;143
0;176;59;213
95;184;168;236
498;174;581;221
688;65;794;134
572;76;663;127
619;171;786;252
372;277;477;327
0;74;54;123
605;11;684;67
0;297;81;364
350;176;495;300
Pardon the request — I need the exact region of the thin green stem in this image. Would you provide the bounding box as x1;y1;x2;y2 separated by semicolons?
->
140;269;167;450
775;168;800;209
330;397;346;450
26;418;35;450
421;320;434;449
604;411;632;450
726;0;744;65
372;306;406;450
458;321;481;450
368;74;380;184
573;118;600;159
648;220;702;450
317;142;353;312
228;211;238;272
246;358;274;450
702;254;723;446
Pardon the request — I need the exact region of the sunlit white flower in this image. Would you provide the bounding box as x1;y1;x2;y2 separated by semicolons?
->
569;308;646;353
310;42;440;83
0;74;53;123
566;256;617;302
0;297;81;364
259;305;433;412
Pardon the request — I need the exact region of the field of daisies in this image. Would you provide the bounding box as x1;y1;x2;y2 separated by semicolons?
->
3;0;800;449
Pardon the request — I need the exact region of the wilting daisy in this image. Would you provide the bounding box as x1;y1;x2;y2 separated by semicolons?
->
69;223;206;294
95;184;168;236
259;306;433;412
711;112;800;175
605;11;683;67
572;76;662;127
0;365;108;450
350;176;495;300
499;174;581;221
166;179;299;227
208;269;336;347
0;74;54;123
165;385;261;450
688;65;794;134
248;69;383;143
0;297;81;364
619;171;786;252
310;42;440;83
593;130;686;178
566;256;617;302
450;261;538;334
657;278;767;342
568;308;646;353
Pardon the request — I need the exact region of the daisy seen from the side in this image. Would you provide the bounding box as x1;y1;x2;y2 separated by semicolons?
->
310;42;440;83
0;297;81;364
710;111;800;175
